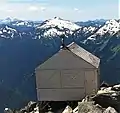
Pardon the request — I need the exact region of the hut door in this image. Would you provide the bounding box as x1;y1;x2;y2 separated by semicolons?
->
85;70;96;95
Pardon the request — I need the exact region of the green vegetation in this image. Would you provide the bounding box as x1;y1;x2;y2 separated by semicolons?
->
111;45;120;53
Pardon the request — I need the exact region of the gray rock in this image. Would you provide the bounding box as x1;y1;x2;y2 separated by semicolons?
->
62;106;72;113
73;106;78;113
92;90;120;112
4;108;14;113
4;101;39;113
78;101;103;113
103;107;118;113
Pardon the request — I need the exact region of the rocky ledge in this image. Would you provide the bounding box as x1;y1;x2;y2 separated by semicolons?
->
4;83;120;113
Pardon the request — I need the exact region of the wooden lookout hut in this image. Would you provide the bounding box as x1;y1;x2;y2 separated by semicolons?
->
35;42;100;101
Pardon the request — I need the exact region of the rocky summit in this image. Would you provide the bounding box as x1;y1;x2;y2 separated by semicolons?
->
4;83;120;113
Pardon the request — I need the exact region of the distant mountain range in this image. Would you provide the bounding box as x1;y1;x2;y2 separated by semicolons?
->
0;17;120;112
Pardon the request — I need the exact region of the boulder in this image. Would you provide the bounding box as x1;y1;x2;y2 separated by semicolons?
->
78;101;103;113
92;84;120;112
103;107;118;113
62;106;72;113
4;108;13;113
73;106;78;113
20;101;39;113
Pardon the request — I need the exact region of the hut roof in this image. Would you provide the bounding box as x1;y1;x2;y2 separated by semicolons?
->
66;42;100;68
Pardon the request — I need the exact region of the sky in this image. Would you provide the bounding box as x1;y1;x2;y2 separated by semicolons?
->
0;0;119;21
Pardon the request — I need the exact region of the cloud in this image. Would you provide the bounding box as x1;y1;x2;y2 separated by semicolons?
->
0;3;14;13
6;9;14;12
28;6;46;12
0;1;118;21
28;6;39;11
74;8;83;13
74;8;79;11
40;7;46;11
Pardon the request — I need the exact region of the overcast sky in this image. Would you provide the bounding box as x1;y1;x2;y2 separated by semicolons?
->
0;0;119;21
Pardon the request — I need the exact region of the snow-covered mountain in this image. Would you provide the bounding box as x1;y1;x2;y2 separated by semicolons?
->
0;17;117;40
72;26;99;45
80;19;120;57
0;24;36;40
0;17;120;45
0;25;18;39
40;17;80;30
73;26;98;38
12;20;33;27
0;18;14;24
36;17;80;38
0;18;41;28
86;19;120;41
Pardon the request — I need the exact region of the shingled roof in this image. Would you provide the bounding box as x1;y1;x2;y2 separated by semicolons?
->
66;42;100;68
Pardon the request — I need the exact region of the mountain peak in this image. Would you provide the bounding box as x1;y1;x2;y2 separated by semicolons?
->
36;17;80;37
86;19;120;41
96;19;120;35
54;17;62;20
106;19;118;24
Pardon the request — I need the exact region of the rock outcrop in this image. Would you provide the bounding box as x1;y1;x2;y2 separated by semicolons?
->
4;101;39;113
4;83;120;113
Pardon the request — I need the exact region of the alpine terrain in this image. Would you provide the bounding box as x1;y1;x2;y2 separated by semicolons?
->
0;17;120;112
